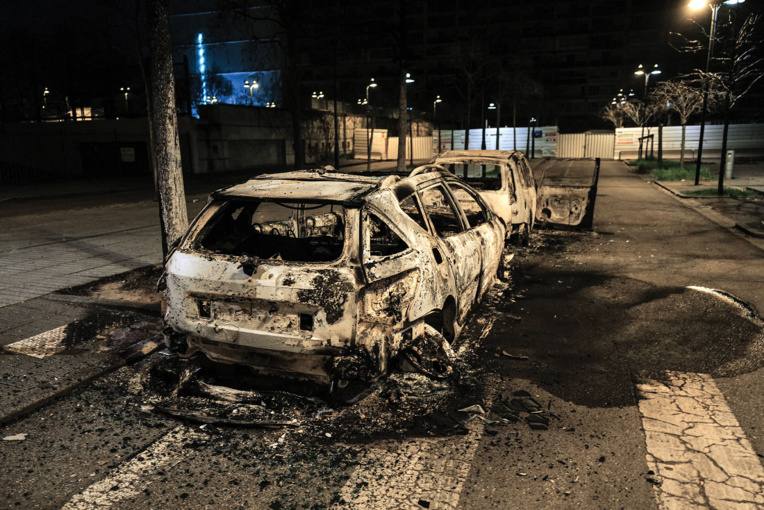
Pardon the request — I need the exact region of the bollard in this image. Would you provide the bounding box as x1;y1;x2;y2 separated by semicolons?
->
725;150;735;180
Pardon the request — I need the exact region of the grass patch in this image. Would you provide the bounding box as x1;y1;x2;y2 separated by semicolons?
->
683;187;762;198
633;158;714;181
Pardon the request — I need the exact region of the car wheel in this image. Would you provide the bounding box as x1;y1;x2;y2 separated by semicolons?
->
513;222;530;247
425;300;457;344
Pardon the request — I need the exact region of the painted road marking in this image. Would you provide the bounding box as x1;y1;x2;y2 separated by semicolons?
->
334;426;484;509
3;325;69;358
61;426;201;510
333;313;499;509
636;371;764;510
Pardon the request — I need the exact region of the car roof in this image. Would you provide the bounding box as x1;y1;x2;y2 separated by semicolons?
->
212;169;388;206
434;150;523;162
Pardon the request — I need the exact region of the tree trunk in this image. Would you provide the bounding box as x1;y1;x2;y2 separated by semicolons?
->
397;71;407;172
658;122;663;166
512;98;517;151
464;81;471;150
147;0;188;255
717;91;731;195
680;123;686;169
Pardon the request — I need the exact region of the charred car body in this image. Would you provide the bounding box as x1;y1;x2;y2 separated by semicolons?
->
161;168;505;385
430;150;537;245
430;151;601;241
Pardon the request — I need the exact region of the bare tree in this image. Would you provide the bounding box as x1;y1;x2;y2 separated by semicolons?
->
600;103;626;129
650;80;706;168
621;98;662;158
451;38;489;150
488;63;543;150
701;12;763;193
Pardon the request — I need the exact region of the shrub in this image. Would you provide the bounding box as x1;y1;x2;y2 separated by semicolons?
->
650;162;713;181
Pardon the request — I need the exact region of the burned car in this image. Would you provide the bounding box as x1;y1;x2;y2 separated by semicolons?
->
161;168;505;385
430;150;537;245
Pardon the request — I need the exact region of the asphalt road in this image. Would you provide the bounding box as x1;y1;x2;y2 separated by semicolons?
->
1;160;763;509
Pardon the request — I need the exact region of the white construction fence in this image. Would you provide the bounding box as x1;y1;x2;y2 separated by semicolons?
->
354;124;764;162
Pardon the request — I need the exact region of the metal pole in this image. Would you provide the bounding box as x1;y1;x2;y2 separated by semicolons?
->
695;3;720;185
409;111;413;167
495;103;500;150
366;106;371;172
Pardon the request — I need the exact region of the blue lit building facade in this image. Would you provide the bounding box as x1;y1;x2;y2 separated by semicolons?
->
170;1;283;117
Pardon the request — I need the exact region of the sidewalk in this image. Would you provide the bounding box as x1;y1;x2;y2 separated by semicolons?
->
644;162;764;238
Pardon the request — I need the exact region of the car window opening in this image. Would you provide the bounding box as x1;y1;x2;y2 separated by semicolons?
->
367;213;409;257
448;162;502;191
420;186;464;238
194;199;345;262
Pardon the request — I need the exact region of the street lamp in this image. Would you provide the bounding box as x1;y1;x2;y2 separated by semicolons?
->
433;95;442;153
405;74;415;166
526;117;536;158
312;91;325;109
120;87;131;114
634;64;662;97
488;102;500;150
365;78;377;172
244;80;259;105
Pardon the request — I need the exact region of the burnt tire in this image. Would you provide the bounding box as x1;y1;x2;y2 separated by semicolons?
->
513;222;530;247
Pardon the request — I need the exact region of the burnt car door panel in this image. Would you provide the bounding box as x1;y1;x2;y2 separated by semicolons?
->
418;184;481;323
534;158;601;228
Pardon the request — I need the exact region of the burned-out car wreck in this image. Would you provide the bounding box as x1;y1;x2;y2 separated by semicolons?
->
160;168;506;386
430;150;538;245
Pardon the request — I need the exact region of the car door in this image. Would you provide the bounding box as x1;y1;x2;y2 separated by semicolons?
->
418;183;481;323
364;192;453;325
446;181;503;297
507;158;529;227
517;156;537;227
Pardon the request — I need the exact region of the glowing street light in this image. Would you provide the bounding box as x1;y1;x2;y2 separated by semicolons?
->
488;102;501;150
244;80;259;105
433;95;443;153
365;78;378;172
365;78;377;105
634;64;661;97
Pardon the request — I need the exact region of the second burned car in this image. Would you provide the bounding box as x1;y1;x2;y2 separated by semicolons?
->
160;167;505;386
430;150;537;245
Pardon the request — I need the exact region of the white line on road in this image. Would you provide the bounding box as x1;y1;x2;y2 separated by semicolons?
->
333;313;500;509
61;426;202;510
636;371;764;510
3;325;69;358
333;426;484;510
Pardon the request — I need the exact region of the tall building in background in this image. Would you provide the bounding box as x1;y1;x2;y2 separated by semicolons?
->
170;1;283;115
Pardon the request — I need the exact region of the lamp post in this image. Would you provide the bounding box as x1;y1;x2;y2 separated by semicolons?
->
433;95;442;153
488;102;500;150
689;0;732;185
526;117;536;158
312;90;325;109
365;78;377;172
244;80;258;105
634;65;660;158
634;64;661;98
405;74;415;166
120;87;131;115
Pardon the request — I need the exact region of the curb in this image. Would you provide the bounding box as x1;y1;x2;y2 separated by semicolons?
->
45;293;162;316
654;181;764;242
735;222;764;239
0;336;162;427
